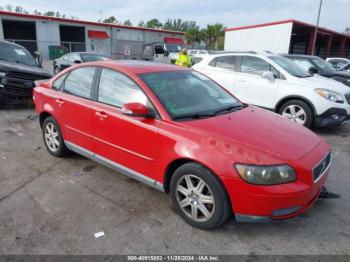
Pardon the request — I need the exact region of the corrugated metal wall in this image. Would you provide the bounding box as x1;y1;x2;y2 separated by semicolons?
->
224;22;293;53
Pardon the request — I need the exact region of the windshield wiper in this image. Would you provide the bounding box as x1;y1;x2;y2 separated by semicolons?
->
173;113;215;121
213;105;244;116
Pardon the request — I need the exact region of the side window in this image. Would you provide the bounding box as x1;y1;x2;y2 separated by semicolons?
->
215;56;237;70
154;45;164;54
52;73;67;90
209;58;217;67
98;69;148;107
240;56;271;76
63;67;95;98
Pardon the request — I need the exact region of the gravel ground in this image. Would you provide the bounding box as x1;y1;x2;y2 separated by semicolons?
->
0;109;349;255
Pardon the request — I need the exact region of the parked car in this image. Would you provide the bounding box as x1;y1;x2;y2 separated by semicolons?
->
53;52;109;74
34;60;332;229
283;54;350;88
326;57;350;70
142;42;183;64
192;52;350;128
188;49;209;65
188;49;209;58
0;40;52;106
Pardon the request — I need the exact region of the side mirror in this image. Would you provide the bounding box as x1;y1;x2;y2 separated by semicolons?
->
121;102;155;118
309;66;319;74
74;60;82;64
262;71;275;82
34;51;42;67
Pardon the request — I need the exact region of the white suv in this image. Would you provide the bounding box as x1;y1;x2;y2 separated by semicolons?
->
193;52;350;127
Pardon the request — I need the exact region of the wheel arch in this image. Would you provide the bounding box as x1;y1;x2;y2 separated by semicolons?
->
163;158;229;197
274;95;316;116
39;111;53;128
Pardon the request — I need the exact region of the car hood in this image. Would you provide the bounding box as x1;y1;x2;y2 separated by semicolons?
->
181;107;321;162
0;60;52;78
297;75;350;93
332;71;350;79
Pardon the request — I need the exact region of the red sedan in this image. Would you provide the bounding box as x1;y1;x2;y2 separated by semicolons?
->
33;61;332;229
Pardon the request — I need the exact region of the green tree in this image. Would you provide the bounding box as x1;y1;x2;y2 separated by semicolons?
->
185;28;201;48
123;19;132;26
103;16;117;24
138;21;145;27
146;19;162;29
345;27;350;35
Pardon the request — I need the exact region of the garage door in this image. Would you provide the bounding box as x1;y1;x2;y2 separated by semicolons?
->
2;20;38;55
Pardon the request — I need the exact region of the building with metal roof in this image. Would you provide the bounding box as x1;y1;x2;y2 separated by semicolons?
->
224;19;350;58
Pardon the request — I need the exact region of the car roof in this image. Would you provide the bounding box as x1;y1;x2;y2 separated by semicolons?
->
0;40;26;49
282;54;319;59
83;60;189;74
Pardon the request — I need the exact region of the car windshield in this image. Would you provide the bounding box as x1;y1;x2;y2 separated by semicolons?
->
165;44;182;53
269;56;311;78
80;54;109;62
310;57;336;74
0;43;37;66
139;70;243;120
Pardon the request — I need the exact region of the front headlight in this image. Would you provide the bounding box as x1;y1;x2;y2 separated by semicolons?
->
314;88;344;103
235;164;296;185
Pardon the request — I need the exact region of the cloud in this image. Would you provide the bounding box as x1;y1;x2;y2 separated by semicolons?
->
1;0;349;32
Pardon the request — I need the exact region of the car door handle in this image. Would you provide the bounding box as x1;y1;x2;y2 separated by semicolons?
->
55;99;64;105
95;111;108;120
238;78;247;82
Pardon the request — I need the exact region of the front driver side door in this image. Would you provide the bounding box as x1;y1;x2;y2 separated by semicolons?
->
235;56;280;109
91;68;160;181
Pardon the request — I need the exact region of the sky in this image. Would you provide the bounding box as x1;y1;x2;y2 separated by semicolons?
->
0;0;349;32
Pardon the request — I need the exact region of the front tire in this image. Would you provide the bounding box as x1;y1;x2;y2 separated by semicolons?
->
42;117;70;157
279;100;314;128
170;163;231;230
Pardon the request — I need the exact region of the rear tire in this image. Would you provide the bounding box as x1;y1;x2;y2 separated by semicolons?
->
170;163;231;230
42;117;70;157
279;100;313;128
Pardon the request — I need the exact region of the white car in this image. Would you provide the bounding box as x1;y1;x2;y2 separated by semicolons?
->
193;52;350;127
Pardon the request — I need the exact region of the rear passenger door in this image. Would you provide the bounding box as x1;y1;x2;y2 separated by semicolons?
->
201;56;238;94
60;66;97;152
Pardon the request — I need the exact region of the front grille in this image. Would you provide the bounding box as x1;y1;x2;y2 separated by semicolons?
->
345;94;350;105
4;71;49;98
313;152;332;182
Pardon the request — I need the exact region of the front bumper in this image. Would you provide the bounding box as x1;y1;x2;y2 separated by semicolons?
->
315;108;350;127
222;141;331;222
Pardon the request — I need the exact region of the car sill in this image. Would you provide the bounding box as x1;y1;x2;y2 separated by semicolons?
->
64;141;164;192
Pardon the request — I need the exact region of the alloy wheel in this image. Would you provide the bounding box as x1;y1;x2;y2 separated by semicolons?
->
44;123;60;152
175;174;215;222
281;105;307;125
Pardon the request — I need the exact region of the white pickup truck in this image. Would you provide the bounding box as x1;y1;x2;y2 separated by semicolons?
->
142;43;183;64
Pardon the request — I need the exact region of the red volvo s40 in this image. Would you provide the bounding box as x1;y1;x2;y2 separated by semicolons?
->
33;61;332;229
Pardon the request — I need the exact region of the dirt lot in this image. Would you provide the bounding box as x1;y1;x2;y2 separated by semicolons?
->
0;109;349;255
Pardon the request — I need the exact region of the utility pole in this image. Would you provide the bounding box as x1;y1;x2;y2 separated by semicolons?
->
311;0;323;55
99;10;103;22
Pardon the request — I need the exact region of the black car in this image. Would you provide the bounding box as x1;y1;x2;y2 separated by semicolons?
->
283;54;350;87
53;52;109;74
0;40;52;106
